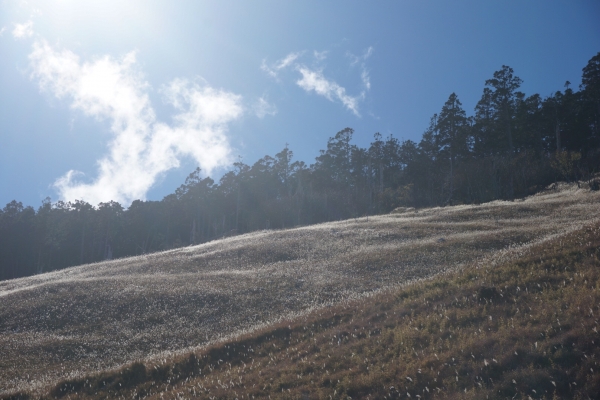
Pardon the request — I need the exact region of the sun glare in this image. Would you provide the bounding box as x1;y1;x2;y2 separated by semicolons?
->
21;0;160;48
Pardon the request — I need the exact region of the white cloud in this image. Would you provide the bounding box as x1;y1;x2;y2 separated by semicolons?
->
296;67;362;116
12;20;34;38
262;48;373;116
0;27;7;37
29;40;242;206
277;52;301;69
260;52;303;78
253;96;277;118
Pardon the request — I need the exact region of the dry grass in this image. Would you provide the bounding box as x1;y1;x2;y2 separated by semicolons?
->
1;183;599;398
37;216;600;399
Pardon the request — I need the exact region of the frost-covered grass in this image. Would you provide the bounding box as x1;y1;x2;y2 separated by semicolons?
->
44;210;600;400
1;183;599;397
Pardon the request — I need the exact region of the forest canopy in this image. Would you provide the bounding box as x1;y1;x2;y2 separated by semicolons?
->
1;52;599;281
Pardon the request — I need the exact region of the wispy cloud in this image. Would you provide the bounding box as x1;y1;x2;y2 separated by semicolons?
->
0;26;7;37
260;52;303;79
29;40;242;206
262;48;373;116
348;46;373;66
348;46;373;91
313;50;328;61
12;20;33;39
361;69;371;91
296;68;362;116
253;96;277;118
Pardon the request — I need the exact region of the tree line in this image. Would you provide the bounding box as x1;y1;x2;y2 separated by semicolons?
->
1;52;599;281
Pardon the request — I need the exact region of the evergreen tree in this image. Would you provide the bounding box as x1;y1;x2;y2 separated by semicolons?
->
435;93;469;204
484;65;524;155
580;52;600;144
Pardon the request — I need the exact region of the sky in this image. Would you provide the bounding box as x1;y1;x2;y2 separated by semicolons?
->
1;1;599;209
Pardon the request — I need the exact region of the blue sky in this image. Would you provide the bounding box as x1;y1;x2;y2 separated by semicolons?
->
1;1;599;208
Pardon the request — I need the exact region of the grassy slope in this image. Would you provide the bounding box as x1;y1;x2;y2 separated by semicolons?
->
37;212;600;399
1;184;600;399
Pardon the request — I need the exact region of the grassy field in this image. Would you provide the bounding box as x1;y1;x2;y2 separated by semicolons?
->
1;183;599;399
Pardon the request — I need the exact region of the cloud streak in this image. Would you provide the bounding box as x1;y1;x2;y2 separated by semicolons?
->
348;46;373;91
260;52;303;79
296;68;362;116
29;40;242;206
262;49;372;116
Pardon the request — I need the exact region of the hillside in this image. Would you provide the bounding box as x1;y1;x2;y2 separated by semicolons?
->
41;199;600;400
1;183;599;398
